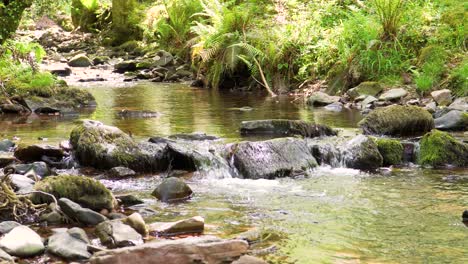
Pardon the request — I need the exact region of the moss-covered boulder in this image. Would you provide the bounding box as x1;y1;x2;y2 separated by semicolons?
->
341;135;383;170
70;120;166;172
375;138;403;166
359;105;434;136
33;175;115;211
347;82;383;100
240;120;337;138
418;130;468;167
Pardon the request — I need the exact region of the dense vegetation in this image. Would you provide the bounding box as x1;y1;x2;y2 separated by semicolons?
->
1;0;466;96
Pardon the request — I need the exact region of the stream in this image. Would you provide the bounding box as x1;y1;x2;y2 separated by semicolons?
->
1;82;466;263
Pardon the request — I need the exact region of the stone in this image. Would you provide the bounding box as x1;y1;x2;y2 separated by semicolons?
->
11;162;51;177
89;236;248;264
48;66;72;77
434;110;468;131
0;226;44;257
149;216;204;236
33;175;115;211
230;137;318;179
0;103;29;114
324;102;343;112
232;255;268;264
341;135;383;170
361;96;378;109
40;211;63;224
124;213;148;236
307;91;340;106
95;220;143;248
168;132;219;141
70;120;167;172
117;110;161;119
58;198;107;226
47;228;92;260
115;194;144;207
151;177;193;202
109;167;136;178
425;101;437;113
68;54;93;67
431;89;452;106
0;139;15;152
0;152;16;167
0;248;12;262
347;82;383;100
14;144;65;162
240;120;336;138
9;174;35;194
418;130;468;167
448;97;468;111
0;221;21;235
114;61;137;73
379;88;408;101
375;138;403;166
153;50;174;67
359;105;434;136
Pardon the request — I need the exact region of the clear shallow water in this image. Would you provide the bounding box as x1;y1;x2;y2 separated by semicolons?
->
1;82;466;263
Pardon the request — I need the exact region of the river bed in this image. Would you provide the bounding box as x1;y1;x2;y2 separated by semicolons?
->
0;82;466;263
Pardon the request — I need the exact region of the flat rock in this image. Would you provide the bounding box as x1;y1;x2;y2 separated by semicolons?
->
11;162;51;177
9;174;35;194
240;120;336;138
0;226;44;257
89;236;248;264
361;96;378;109
0;221;21;235
14;144;65;162
379;88;408;101
307;91;340;106
168;132;219;141
324;102;343;112
347;82;383;100
149;216;204;236
47;228;92;260
448;97;468;111
95;220;143;248
109;167;136;178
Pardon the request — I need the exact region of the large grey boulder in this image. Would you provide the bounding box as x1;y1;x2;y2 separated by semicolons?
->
95;220;143;248
0;226;44;257
58;198;107;226
47;228;91;260
340;135;383;170
151;177;193;202
240;120;336;138
448;97;468;111
435;110;468;131
230;138;318;179
89;236;248;264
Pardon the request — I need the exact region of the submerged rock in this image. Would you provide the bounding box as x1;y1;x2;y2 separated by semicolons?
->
341;135;383;170
58;198;107;226
418;130;468;167
47;228;91;260
89;236;248;264
359;105;434;136
95;220;143;248
117;110;161;119
230;137;318;179
151;177;193;202
240;120;336;138
434;110;468;131
375;138;403;166
33;175;115;211
149;216;204;236
0;226;44;257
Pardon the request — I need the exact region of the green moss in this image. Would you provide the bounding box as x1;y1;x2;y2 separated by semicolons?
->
376;138;403;166
359;105;434;136
348;81;383;99
33;175;116;210
418;130;468;167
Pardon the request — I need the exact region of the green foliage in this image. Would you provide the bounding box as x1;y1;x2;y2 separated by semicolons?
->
447;60;468;97
371;0;405;40
0;0;33;44
418;130;468;167
376;138;403;166
414;45;447;94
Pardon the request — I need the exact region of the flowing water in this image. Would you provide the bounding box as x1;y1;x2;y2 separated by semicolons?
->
1;82;466;263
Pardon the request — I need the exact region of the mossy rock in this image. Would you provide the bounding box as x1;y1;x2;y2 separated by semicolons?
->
347;82;383;100
240;120;337;138
341;135;383;170
33;175;115;211
418;130;468;167
375;138;403;166
359;105;434;136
